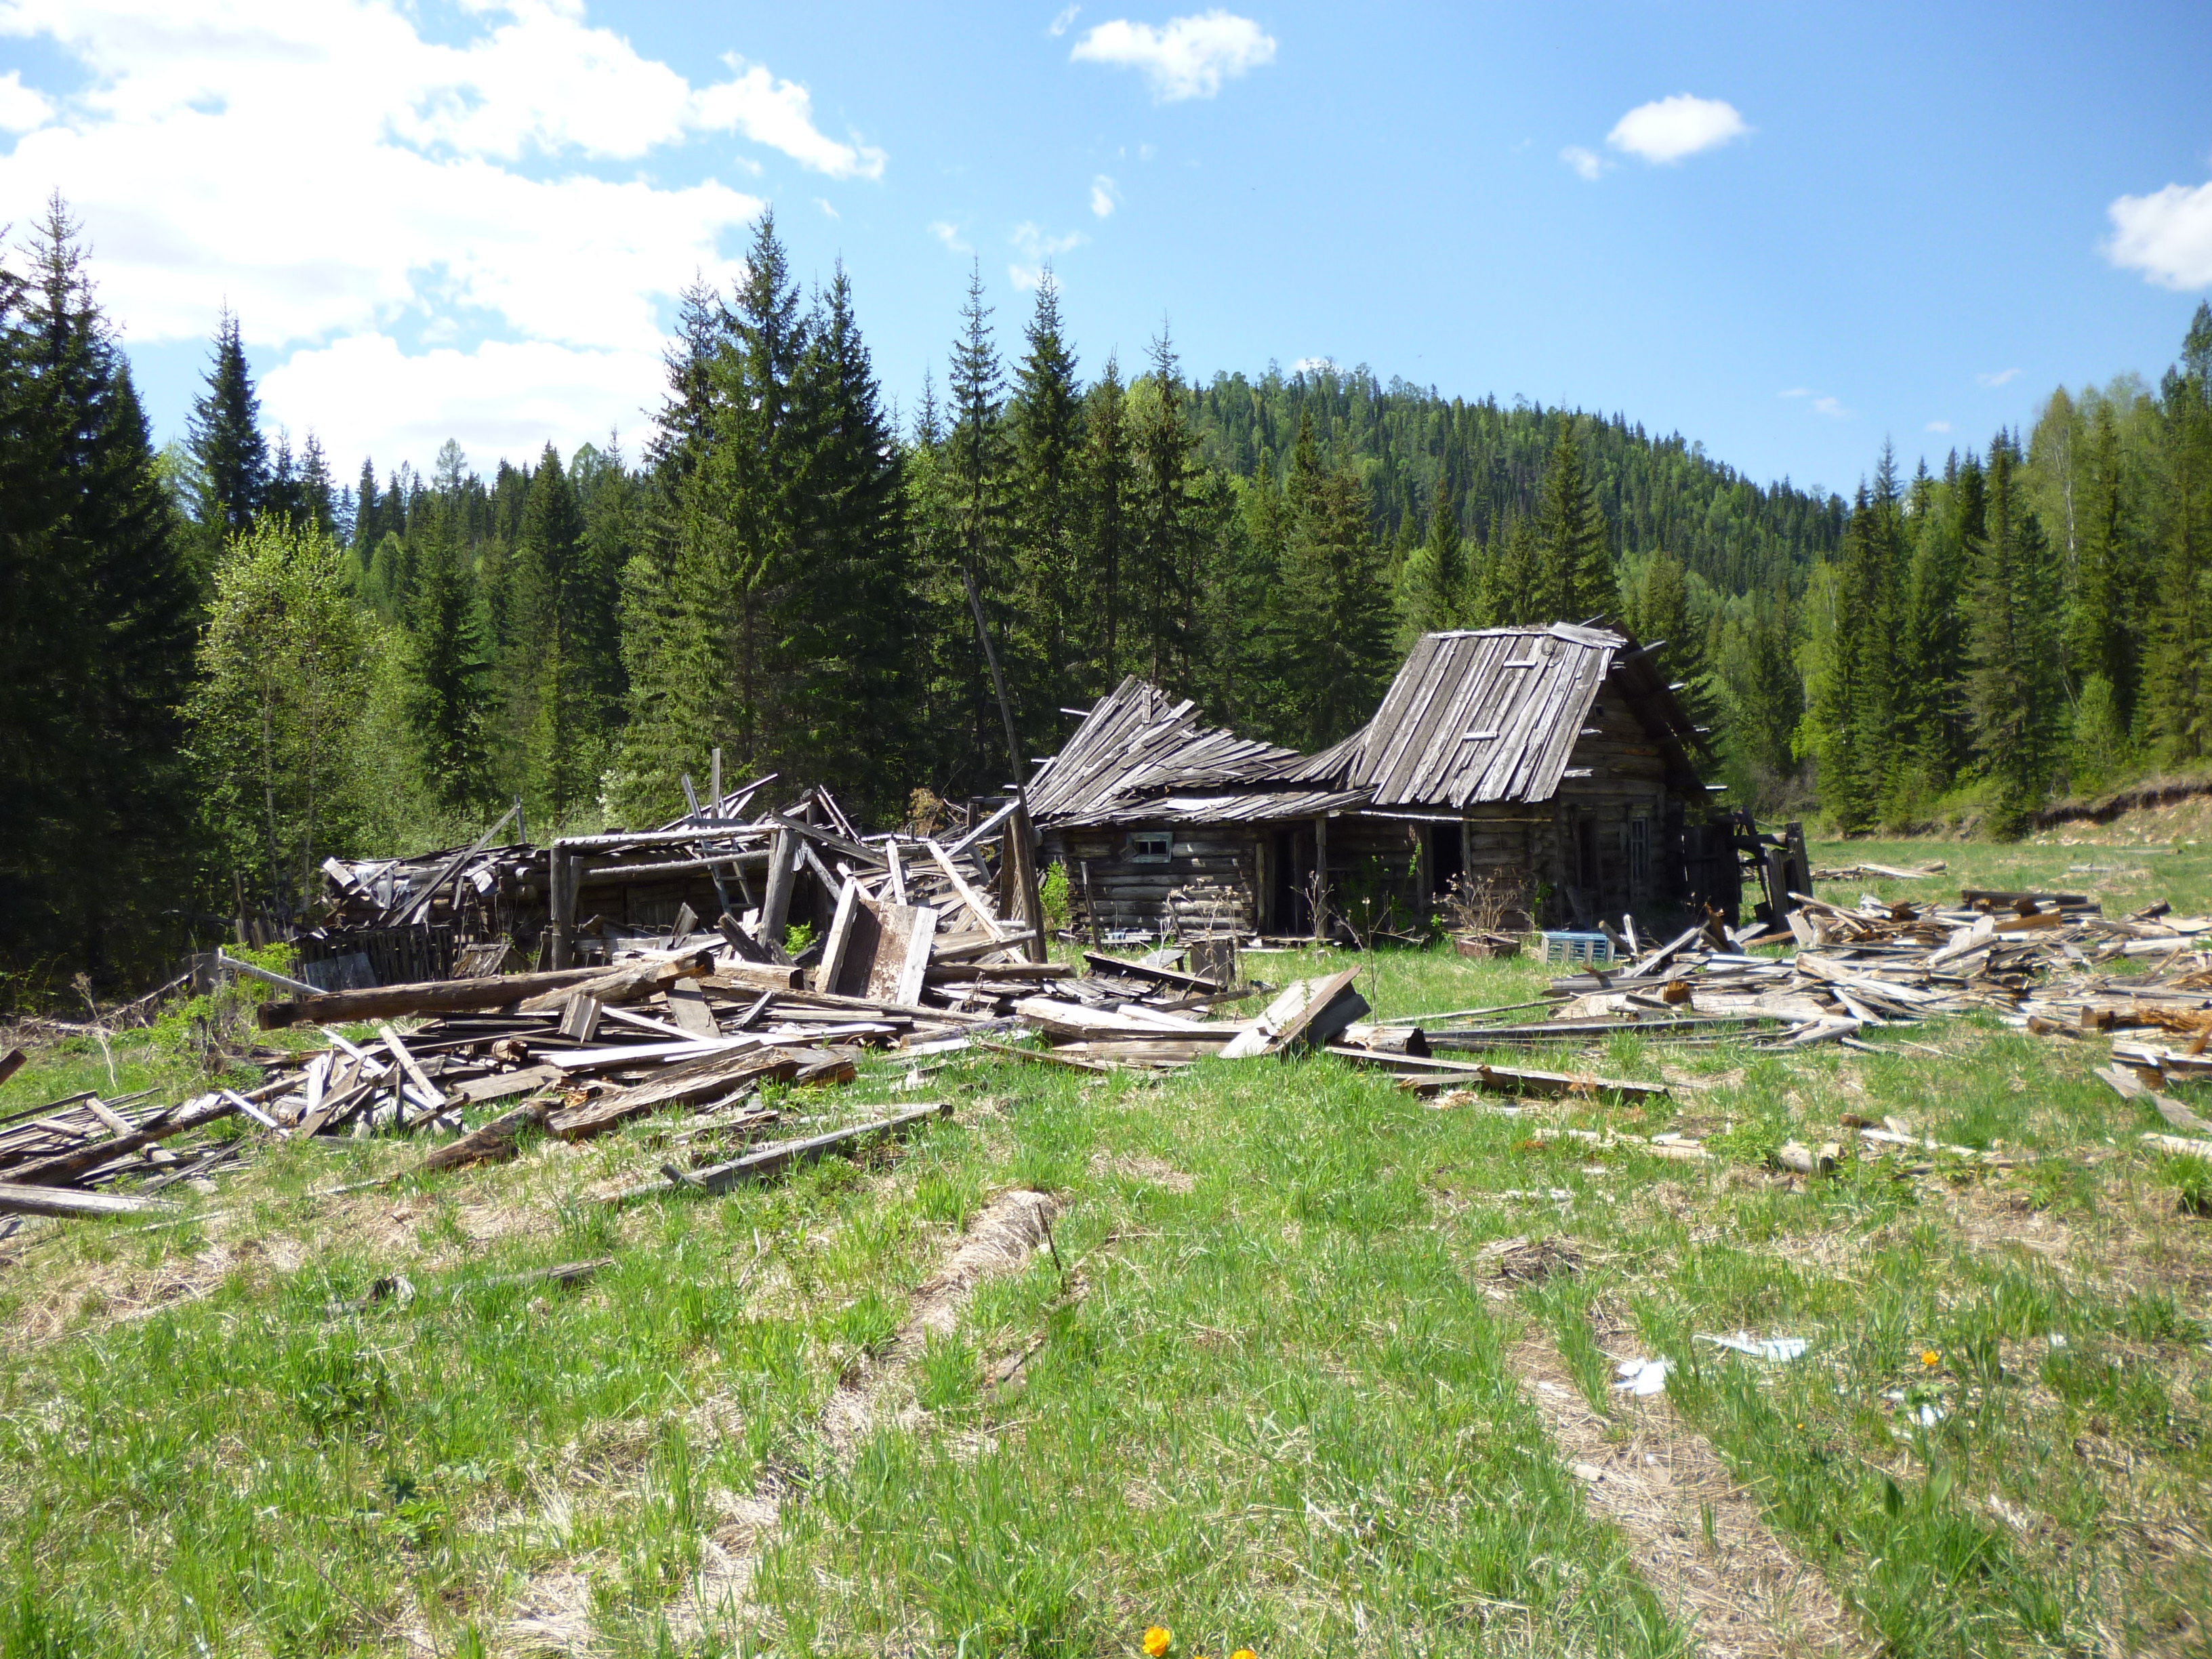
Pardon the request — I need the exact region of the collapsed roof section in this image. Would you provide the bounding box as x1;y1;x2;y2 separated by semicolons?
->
1027;675;1367;827
1282;623;1712;809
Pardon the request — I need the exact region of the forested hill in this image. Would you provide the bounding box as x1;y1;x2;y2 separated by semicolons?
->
7;192;2211;991
1185;366;1846;596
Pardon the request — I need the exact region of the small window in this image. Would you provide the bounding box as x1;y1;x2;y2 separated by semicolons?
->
1629;816;1652;899
1130;832;1172;864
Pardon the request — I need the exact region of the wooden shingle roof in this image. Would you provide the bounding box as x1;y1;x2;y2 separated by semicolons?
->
1028;676;1367;827
1282;624;1707;809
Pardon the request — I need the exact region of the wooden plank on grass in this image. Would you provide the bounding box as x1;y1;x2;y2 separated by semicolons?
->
0;1180;173;1218
546;1050;801;1141
621;1101;953;1200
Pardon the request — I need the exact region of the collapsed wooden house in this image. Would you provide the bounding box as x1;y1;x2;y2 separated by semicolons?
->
1033;624;1741;939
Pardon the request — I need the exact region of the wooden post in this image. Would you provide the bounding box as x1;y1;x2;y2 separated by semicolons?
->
548;846;573;969
1312;813;1330;943
962;562;1046;963
760;825;796;948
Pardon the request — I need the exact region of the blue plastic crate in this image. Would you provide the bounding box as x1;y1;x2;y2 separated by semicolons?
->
1540;930;1614;967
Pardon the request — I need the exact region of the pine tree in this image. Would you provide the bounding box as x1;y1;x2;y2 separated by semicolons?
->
186;306;268;549
1965;434;2062;833
1808;450;1905;831
1535;422;1612;620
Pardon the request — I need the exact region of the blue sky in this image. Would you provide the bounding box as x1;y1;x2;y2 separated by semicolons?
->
2;0;2208;501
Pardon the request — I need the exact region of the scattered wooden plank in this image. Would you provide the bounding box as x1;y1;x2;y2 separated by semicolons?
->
0;1180;173;1218
1394;1062;1667;1101
259;965;619;1028
408;1099;553;1174
547;1050;801;1141
0;1049;24;1088
615;1101;952;1200
1219;968;1367;1059
0;1093;235;1187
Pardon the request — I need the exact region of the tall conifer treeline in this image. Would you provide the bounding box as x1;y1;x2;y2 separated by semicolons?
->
7;199;2212;991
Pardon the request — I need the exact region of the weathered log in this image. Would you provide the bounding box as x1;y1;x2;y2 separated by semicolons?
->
258;966;611;1029
612;1101;953;1202
0;1180;173;1218
408;1098;553;1174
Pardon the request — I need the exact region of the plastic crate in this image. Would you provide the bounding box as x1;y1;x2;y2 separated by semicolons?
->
1540;930;1614;967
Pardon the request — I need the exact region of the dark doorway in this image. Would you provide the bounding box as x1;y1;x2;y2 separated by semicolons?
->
1272;826;1305;935
1427;821;1464;903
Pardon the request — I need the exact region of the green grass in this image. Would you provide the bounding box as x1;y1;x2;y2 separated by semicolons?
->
3;838;2211;1655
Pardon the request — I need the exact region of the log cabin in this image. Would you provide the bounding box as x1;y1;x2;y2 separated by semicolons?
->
1033;623;1739;941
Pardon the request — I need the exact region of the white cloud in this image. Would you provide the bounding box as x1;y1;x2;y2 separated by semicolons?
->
928;220;970;254
0;0;886;467
1811;396;1849;419
0;68;54;133
261;331;657;481
1070;9;1275;102
815;197;838;219
1090;173;1119;216
1926;420;1952;433
691;54;885;181
1976;367;2020;387
1780;388;1809;398
1012;222;1084;260
1292;355;1333;374
1605;94;1749;165
1048;4;1081;37
1009;221;1084;290
2106;178;2212;289
1560;145;1605;182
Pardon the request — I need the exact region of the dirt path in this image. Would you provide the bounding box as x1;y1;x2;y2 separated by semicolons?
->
1507;1332;1870;1659
504;1189;1061;1655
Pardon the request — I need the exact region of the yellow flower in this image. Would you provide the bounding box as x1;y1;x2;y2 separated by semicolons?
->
1232;1650;1258;1659
1920;1349;1940;1370
1144;1629;1172;1658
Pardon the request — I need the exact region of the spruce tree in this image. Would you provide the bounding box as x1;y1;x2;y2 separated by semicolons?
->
1130;326;1206;686
1965;435;2062;832
404;507;492;811
1009;270;1084;717
511;443;602;821
943;260;1013;781
2144;304;2212;765
186;306;268;548
1535;422;1611;619
1399;485;1464;636
1084;354;1133;685
1281;408;1393;747
785;264;910;815
1;196;202;981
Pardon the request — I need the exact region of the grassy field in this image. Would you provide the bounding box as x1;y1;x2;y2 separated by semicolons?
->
3;833;2211;1658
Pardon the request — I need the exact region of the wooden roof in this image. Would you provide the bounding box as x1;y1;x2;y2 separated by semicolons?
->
1282;624;1708;809
1028;676;1367;827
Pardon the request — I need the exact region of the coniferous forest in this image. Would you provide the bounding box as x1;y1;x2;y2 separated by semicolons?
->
5;197;2212;991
